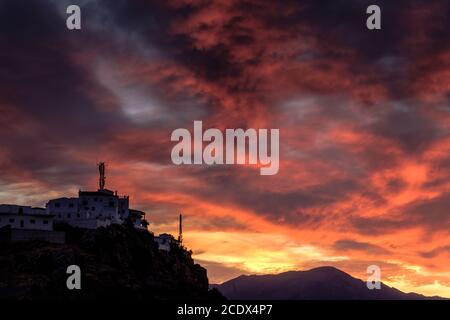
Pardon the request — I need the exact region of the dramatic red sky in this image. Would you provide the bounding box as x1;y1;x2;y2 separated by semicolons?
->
1;0;449;297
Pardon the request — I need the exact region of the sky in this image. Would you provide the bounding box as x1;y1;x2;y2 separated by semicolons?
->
0;0;450;297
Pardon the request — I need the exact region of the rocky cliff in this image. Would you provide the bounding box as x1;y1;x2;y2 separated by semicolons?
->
0;223;222;300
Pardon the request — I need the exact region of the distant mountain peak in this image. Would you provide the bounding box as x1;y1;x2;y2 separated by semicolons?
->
216;266;443;300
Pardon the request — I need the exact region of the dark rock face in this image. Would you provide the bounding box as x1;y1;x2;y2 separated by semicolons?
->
216;266;442;300
0;224;219;300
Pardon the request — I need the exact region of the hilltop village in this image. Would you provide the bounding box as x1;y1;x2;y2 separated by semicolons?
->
0;163;179;251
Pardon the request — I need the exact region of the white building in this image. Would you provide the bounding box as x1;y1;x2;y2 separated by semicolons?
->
45;163;146;230
154;233;177;252
0;204;54;231
1;164;147;233
46;189;131;229
129;209;146;229
154;215;183;251
45;188;148;230
0;204;65;243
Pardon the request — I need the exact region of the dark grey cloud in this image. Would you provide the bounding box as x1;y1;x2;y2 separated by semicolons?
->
403;194;450;231
334;239;390;255
284;0;450;99
351;215;408;235
0;0;206;188
369;103;442;154
189;215;248;231
0;0;125;185
175;165;371;227
82;0;450;101
419;246;450;259
351;193;450;234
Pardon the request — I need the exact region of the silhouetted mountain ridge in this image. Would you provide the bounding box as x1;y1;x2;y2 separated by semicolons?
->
214;266;444;300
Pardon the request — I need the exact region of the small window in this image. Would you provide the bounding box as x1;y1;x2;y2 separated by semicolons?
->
77;214;80;218
91;207;96;211
9;218;15;223
94;197;98;202
69;203;74;208
55;203;60;208
30;219;36;224
82;200;88;206
43;220;49;224
67;214;71;219
58;214;62;218
109;201;114;207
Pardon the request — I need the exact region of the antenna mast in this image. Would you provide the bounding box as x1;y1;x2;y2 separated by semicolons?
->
178;214;183;244
98;162;106;190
